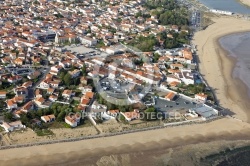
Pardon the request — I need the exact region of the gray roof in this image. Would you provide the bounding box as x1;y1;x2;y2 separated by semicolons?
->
191;106;218;118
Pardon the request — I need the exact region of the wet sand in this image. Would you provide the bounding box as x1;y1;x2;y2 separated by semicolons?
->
193;16;250;122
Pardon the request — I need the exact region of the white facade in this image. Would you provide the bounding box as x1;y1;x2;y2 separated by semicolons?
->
79;36;97;46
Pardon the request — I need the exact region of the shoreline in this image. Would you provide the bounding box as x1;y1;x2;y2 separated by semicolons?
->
193;16;250;122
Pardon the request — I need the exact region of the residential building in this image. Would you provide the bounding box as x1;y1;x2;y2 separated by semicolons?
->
41;114;55;123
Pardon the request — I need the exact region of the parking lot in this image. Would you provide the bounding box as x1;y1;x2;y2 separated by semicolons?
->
96;78;130;99
12;68;34;75
190;10;201;31
63;45;108;59
154;95;197;112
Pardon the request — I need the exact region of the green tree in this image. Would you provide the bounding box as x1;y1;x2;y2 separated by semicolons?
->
4;112;15;122
143;107;157;121
81;64;87;76
20;113;30;126
63;73;72;86
57;110;66;122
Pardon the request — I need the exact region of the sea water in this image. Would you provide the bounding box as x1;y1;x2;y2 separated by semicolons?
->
197;0;250;14
219;32;250;96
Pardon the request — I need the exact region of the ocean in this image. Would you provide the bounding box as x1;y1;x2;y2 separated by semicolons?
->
219;32;250;97
197;0;250;14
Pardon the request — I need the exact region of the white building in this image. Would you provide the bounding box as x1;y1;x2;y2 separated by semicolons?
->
65;113;81;127
79;36;97;46
0;91;6;99
1;121;25;132
41;114;55;123
195;93;208;103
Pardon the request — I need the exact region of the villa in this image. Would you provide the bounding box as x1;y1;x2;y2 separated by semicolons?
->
41;114;56;123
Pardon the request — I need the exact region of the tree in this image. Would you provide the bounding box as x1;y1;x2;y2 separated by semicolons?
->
63;73;72;86
57;110;66;122
4;112;15;122
81;64;87;76
143;107;157;121
153;53;160;63
20;113;30;126
59;69;67;79
37;109;44;117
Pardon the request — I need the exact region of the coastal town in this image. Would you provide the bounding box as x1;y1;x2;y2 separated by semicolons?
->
0;0;226;146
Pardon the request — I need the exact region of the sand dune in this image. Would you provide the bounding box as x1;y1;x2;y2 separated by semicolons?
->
1;16;250;166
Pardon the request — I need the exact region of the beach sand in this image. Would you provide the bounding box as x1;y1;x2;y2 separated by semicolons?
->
1;16;250;165
1;118;250;166
239;0;250;7
193;16;250;122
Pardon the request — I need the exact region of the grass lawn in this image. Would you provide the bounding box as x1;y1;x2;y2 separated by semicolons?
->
49;121;70;129
35;129;54;136
0;126;5;132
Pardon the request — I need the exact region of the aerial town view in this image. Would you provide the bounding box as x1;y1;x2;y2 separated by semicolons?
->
0;0;250;165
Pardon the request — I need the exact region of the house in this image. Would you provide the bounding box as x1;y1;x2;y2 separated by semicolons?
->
6;99;17;110
27;70;41;79
47;88;55;94
165;92;176;101
170;63;184;70
62;90;73;99
195;93;208;102
120;110;140;121
49;94;58;102
65;113;81;127
14;58;23;65
14;87;28;98
69;69;81;78
79;85;92;94
21;101;33;113
31;118;42;126
41;114;55;123
50;65;62;76
108;70;120;79
80;98;90;106
1;121;25;132
107;109;119;117
39;79;50;89
177;70;194;85
34;97;45;106
80;76;88;85
8;75;22;83
0;90;7;99
22;81;33;88
85;91;94;99
79;36;97;46
35;89;43;98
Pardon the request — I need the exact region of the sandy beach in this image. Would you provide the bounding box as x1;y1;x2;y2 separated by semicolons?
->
1;16;250;166
193;16;250;122
1;118;250;166
239;0;250;7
